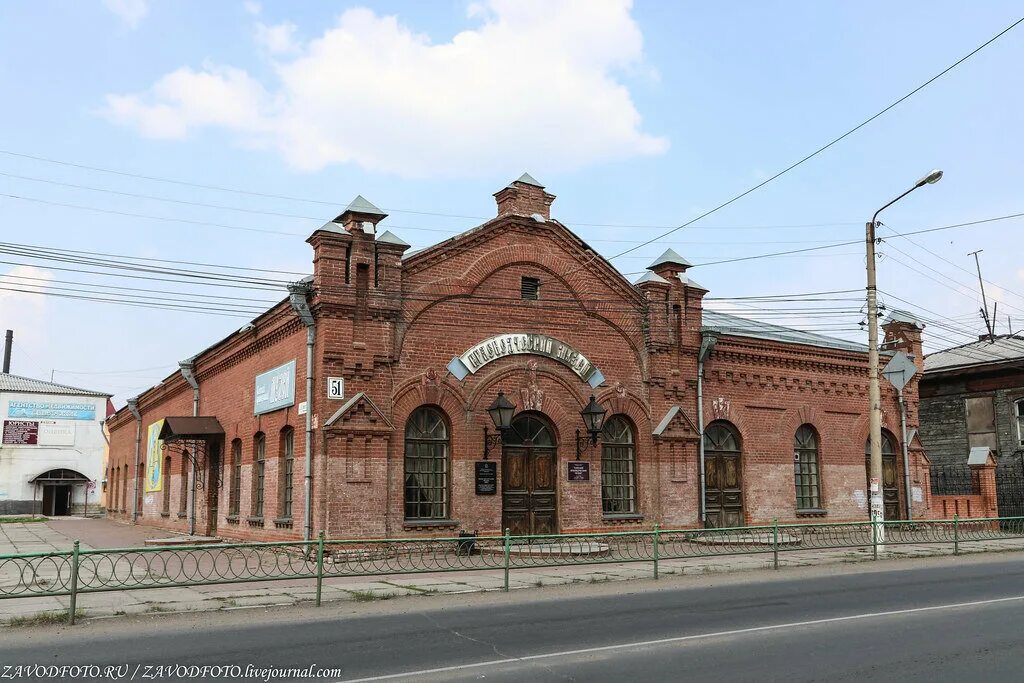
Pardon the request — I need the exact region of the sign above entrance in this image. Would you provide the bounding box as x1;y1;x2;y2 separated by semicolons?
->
447;333;605;388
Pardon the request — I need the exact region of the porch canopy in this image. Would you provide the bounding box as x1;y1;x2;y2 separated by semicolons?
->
158;416;225;442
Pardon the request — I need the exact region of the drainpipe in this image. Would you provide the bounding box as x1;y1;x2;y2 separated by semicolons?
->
898;388;912;520
179;359;199;536
288;282;316;542
697;333;718;527
127;397;142;524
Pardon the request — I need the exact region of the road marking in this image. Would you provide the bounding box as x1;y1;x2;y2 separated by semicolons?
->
338;594;1024;681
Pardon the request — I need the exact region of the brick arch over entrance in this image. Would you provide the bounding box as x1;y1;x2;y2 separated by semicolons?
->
467;363;586;436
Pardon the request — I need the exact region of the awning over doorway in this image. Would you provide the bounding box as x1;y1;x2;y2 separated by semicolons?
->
30;468;88;484
158;416;225;442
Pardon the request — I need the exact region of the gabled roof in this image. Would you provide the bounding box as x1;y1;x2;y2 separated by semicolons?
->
924;334;1024;374
514;172;544;188
702;310;868;354
0;372;111;398
649;248;692;270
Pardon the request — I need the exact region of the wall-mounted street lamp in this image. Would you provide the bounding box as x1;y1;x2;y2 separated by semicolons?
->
483;391;516;460
575;395;607;460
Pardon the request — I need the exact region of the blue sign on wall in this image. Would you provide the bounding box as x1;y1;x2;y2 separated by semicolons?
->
7;401;96;421
254;360;296;415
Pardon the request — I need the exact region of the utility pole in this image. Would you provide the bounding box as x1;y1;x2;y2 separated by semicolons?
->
866;170;942;546
969;249;994;341
2;329;11;374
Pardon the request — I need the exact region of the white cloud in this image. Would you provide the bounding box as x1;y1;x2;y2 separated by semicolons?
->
100;0;668;176
243;0;262;15
255;21;300;55
103;0;148;28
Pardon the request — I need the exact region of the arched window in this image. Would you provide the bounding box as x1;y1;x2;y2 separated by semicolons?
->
404;407;450;520
278;428;295;520
162;456;171;515
864;430;898;457
229;439;242;517
252;433;266;518
794;425;821;511
179;451;189;516
602;416;637;515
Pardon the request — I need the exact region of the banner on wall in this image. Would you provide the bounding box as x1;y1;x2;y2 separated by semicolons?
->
144;419;165;493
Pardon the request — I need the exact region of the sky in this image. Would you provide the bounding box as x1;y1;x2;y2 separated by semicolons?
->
0;0;1022;405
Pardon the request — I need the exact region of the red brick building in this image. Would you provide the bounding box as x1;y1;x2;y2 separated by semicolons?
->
105;175;935;541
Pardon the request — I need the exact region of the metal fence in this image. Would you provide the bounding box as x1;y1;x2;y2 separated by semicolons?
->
3;516;1024;624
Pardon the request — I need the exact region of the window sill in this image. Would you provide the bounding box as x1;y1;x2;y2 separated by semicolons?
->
795;509;828;517
273;518;294;529
159;512;170;518
177;512;187;519
225;515;240;525
602;513;644;523
247;516;265;528
403;519;459;530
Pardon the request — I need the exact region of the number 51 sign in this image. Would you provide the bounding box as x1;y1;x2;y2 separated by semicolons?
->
328;377;345;400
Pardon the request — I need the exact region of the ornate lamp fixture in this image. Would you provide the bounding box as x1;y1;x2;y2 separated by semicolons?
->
483;391;516;460
575;395;607;460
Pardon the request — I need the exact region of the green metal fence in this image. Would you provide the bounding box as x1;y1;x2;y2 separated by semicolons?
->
3;515;1024;624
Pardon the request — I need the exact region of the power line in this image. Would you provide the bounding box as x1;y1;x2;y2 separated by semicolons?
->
604;15;1024;262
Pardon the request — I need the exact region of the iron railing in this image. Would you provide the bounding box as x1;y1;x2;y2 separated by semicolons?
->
3;516;1024;624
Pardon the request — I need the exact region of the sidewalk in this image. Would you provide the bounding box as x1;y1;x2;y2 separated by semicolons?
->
4;518;1024;622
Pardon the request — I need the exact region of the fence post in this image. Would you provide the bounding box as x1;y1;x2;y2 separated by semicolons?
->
871;514;879;561
503;528;511;592
68;540;80;625
315;531;325;607
772;518;779;570
953;514;960;556
653;524;660;580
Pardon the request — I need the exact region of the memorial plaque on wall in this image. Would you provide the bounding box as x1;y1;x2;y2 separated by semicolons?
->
567;461;590;482
2;420;39;445
475;461;497;495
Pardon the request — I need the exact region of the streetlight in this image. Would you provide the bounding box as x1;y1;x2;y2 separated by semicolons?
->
483;391;516;460
575;395;608;460
865;169;942;537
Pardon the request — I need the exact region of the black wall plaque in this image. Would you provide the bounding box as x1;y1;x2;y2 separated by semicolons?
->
475;461;497;495
567;461;590;482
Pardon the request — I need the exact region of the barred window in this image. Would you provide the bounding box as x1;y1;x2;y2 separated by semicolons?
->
794;425;821;510
179;451;189;515
229;439;241;516
252;433;266;518
161;456;171;514
602;416;637;515
1016;399;1024;447
404;407;449;520
278;428;295;519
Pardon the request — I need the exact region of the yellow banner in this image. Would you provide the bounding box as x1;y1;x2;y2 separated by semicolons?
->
144;419;164;492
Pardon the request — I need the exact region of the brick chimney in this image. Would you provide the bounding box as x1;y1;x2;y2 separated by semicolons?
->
882;310;926;370
494;173;556;220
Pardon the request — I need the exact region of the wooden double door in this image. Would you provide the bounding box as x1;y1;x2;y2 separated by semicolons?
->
704;422;744;528
501;413;558;536
866;454;901;520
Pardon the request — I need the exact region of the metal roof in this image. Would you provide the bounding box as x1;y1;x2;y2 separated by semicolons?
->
514;172;544;188
924;334;1024;374
377;230;410;247
634;271;669;285
341;195;387;217
158;416;226;441
702;310;868;354
648;248;692;269
0;373;110;398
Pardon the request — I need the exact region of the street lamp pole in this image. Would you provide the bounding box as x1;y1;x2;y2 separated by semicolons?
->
866;169;942;541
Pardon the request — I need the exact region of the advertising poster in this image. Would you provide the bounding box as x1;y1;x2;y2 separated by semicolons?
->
144;419;165;492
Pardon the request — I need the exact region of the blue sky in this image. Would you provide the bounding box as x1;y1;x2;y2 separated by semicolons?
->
0;1;1021;403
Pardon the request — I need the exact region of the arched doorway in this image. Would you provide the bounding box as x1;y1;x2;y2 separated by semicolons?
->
31;468;88;516
502;412;558;536
865;431;902;519
704;422;743;528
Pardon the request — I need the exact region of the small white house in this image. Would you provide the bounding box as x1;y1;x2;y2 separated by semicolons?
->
0;373;111;516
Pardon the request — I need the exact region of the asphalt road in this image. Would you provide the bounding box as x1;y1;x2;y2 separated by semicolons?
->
4;554;1024;682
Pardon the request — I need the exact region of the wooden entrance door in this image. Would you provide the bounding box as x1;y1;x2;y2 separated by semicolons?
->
501;413;558;536
704;422;743;528
206;441;221;536
865;431;902;520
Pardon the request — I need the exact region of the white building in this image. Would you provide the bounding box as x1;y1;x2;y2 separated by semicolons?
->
0;373;111;515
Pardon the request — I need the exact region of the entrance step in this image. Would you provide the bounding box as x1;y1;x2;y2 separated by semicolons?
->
143;535;223;547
